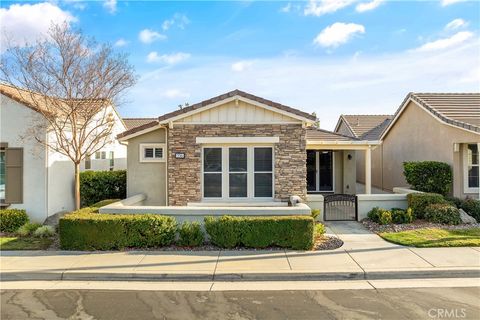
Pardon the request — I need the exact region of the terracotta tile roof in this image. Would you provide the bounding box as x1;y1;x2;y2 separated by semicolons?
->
123;118;157;130
409;93;480;132
157;89;317;122
306;128;359;142
117;120;159;139
339;114;393;138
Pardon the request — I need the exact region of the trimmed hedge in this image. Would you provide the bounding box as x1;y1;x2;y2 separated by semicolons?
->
407;193;446;219
80;170;126;207
59;209;177;250
403;161;452;195
178;221;204;247
204;215;314;250
425;204;461;225
0;209;29;232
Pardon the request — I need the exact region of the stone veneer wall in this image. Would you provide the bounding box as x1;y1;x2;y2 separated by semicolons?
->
167;124;306;206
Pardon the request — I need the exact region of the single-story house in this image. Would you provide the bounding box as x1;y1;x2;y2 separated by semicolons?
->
0;84;127;222
334;114;392;189
116;90;380;221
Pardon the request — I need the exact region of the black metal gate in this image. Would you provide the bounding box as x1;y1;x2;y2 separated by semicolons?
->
324;194;357;221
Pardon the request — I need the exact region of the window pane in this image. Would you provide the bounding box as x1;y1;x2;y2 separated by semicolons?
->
306;150;316;191
468;144;478;165
109;152;114;167
154;148;163;158
204;148;222;172
255;173;272;197
319;151;333;191
204;173;222;197
229;148;247;172
144;148;154;158
229;173;247;197
468;166;479;188
254;148;272;172
0;151;5;200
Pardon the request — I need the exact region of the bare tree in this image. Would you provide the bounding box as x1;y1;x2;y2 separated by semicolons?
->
1;23;136;210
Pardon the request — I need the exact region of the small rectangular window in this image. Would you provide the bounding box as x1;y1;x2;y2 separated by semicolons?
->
140;144;165;162
467;144;479;189
95;151;106;159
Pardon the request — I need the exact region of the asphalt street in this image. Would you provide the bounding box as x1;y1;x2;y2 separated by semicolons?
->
2;286;480;320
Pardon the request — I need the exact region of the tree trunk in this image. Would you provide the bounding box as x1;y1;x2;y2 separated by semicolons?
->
74;162;81;210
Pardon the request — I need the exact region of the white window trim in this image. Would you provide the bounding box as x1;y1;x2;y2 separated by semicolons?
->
463;143;480;194
139;143;166;163
307;150;335;193
201;145;275;201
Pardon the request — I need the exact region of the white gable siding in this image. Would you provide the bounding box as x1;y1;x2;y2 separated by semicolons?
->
175;100;301;124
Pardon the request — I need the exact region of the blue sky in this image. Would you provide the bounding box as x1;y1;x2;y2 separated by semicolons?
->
1;0;479;129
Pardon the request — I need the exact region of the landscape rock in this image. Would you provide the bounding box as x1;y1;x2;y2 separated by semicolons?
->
43;211;68;227
459;209;477;224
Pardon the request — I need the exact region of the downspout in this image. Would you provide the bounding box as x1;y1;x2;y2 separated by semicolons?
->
165;126;169;206
45;129;49;221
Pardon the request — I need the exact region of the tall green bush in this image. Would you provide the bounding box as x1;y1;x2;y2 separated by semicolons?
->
80;170;126;207
425;204;461;225
0;209;29;232
403;161;452;195
59;209;177;250
407;193;446;219
461;198;480;222
204;215;314;250
178;221;204;247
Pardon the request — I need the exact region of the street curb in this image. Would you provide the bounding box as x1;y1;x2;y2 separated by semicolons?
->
2;268;479;282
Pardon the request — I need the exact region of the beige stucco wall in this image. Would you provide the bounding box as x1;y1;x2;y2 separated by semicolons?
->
126;128;167;205
381;101;479;198
356;146;383;189
329;150;356;195
336;121;354;137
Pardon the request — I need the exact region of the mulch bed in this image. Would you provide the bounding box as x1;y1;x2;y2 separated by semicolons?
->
362;219;480;234
313;235;343;250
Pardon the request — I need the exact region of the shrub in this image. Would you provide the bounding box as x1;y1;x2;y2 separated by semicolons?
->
0;209;29;233
461;198;480;222
367;207;383;223
311;209;321;220
91;199;121;208
445;196;463;208
315;223;325;236
34;225;55;238
178;221;204;247
379;210;393;225
407;193;446;219
80;170;126;207
17;223;42;237
425;204;461;225
59;209;177;250
204;215;314;250
391;208;414;224
403;161;452;195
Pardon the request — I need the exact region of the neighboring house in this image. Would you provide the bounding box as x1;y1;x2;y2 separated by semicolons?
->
334;115;393;188
117;90;379;209
379;93;479;199
0;84;127;222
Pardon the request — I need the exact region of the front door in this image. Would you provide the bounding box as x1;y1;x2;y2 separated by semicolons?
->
307;150;334;193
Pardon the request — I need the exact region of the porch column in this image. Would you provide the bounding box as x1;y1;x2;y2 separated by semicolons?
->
365;146;372;194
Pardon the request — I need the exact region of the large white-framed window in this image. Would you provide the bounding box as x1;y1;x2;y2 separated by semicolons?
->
140;143;166;163
464;143;480;194
202;145;274;201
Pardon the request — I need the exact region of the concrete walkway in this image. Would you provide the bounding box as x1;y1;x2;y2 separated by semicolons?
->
1;222;479;281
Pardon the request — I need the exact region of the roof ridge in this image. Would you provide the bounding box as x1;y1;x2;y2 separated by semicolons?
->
309;127;361;140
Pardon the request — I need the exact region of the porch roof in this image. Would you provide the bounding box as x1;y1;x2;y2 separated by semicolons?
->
306;128;379;150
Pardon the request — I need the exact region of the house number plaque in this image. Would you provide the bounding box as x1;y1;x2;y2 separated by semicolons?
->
175;152;185;159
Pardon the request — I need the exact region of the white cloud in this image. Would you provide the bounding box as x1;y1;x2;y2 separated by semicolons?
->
138;29;166;44
125;40;479;130
444;18;468;31
231;60;255;72
163;89;190;99
0;2;76;50
304;0;355;16
280;3;292;13
313;22;365;48
146;52;191;64
355;0;384;13
114;38;128;47
441;0;466;6
414;31;474;52
103;0;117;14
162;13;190;31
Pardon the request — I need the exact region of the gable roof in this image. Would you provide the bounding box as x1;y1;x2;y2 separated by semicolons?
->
157;89;317;123
381;92;480;139
335;114;393;139
123;118;157;130
306;128;360;142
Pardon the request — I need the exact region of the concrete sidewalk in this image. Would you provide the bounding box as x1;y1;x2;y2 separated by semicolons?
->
1;222;479;282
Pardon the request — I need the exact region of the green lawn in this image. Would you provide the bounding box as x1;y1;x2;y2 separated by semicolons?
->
380;228;480;248
0;237;53;250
